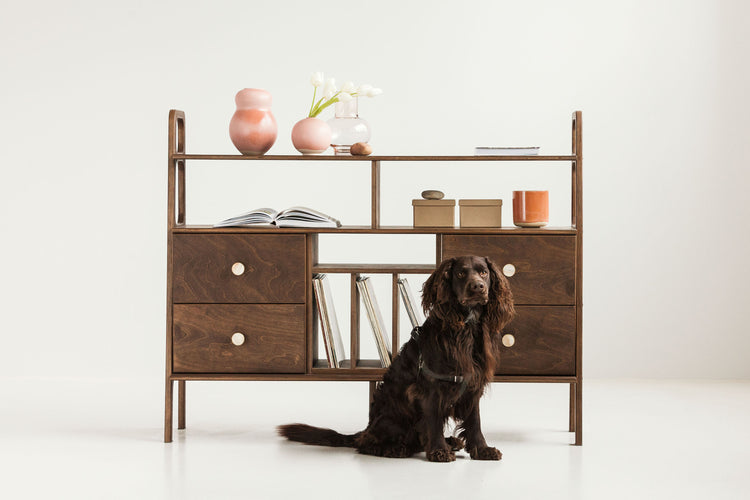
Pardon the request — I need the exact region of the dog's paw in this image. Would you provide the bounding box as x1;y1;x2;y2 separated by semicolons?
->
382;444;412;458
427;448;456;462
445;436;465;452
469;446;503;461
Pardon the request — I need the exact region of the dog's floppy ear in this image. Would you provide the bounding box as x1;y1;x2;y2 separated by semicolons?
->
485;256;515;334
422;257;455;314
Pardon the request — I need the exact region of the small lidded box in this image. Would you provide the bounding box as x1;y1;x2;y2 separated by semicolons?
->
412;199;456;227
459;199;503;228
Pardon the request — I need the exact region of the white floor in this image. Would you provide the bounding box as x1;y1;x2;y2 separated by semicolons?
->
1;378;748;500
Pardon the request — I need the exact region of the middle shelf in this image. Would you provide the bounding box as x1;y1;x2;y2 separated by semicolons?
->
173;225;578;235
312;263;435;274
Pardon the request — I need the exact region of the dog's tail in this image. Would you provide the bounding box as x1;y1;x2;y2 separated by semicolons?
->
277;423;360;448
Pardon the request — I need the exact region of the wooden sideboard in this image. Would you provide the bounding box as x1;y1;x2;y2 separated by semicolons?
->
164;110;583;445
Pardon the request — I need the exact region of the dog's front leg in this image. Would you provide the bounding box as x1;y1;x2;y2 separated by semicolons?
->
421;395;455;462
459;399;502;461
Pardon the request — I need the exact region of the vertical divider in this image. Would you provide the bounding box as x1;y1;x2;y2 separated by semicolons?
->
307;234;318;373
177;160;185;225
350;273;361;368
391;273;400;358
371;160;380;229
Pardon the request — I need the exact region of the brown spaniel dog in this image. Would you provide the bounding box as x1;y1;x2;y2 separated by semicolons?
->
278;255;515;461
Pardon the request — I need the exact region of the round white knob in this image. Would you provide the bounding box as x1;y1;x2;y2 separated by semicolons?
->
231;262;245;276
231;332;245;346
502;334;515;348
502;264;516;277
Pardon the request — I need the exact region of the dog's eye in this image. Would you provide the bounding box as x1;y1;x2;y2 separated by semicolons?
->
456;272;466;279
480;270;488;276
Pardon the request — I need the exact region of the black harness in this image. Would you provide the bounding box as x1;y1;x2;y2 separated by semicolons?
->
411;326;468;398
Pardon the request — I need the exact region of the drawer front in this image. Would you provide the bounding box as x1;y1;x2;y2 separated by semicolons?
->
172;234;305;303
496;306;576;376
442;234;575;305
173;304;305;373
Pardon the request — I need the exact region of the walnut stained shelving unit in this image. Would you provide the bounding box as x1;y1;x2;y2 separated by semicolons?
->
165;110;583;445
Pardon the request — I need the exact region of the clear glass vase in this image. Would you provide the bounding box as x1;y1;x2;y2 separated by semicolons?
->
327;97;371;155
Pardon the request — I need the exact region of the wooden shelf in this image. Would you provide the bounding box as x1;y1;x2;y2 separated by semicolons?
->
169;373;578;383
171;225;578;235
313;263;435;274
171;154;577;162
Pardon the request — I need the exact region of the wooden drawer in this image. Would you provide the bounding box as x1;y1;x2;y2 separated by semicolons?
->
496;306;575;376
173;304;305;373
442;234;575;305
172;234;305;303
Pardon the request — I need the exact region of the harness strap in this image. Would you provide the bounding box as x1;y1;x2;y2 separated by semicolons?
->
411;326;468;396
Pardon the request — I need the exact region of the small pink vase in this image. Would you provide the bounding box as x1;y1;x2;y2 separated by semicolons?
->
229;88;277;155
291;117;332;154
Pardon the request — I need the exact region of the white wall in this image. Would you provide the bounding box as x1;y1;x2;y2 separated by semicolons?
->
1;0;748;379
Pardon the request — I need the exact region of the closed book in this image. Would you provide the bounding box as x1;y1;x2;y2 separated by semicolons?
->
397;278;425;328
312;274;346;368
356;276;392;368
474;147;539;156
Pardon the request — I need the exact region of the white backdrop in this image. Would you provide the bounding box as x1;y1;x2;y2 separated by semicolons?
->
1;0;748;380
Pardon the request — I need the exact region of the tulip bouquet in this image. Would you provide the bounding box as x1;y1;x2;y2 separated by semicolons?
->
307;72;382;118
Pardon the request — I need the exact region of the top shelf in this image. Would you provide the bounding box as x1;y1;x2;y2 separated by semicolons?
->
170;154;577;162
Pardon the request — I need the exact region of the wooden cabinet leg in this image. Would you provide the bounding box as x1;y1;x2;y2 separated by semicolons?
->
164;378;173;443
178;380;186;430
569;383;576;432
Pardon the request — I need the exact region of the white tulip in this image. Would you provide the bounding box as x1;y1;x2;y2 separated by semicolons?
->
366;87;383;97
337;92;353;102
310;72;324;88
357;84;373;95
341;81;356;93
323;78;337;99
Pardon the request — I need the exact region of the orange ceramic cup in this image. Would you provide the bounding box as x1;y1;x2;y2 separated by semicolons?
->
513;191;549;227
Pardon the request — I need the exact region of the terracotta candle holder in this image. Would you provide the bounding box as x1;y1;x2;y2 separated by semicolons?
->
512;190;549;228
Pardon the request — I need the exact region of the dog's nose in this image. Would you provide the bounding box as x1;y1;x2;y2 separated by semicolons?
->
470;281;485;293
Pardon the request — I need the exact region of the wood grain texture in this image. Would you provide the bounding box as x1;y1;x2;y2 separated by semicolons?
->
172;234;305;303
173;225;577;235
173;304;305;373
441;234;575;305
496;306;576;376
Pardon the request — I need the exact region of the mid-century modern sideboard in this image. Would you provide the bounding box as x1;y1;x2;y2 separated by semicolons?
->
164;110;583;446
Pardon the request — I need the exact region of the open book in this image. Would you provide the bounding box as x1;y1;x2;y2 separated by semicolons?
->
214;206;342;228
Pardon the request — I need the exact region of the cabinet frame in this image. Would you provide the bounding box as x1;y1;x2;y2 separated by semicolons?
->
164;110;583;445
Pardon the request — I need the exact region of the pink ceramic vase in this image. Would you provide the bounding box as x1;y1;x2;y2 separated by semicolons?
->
229;88;277;155
291;117;332;154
